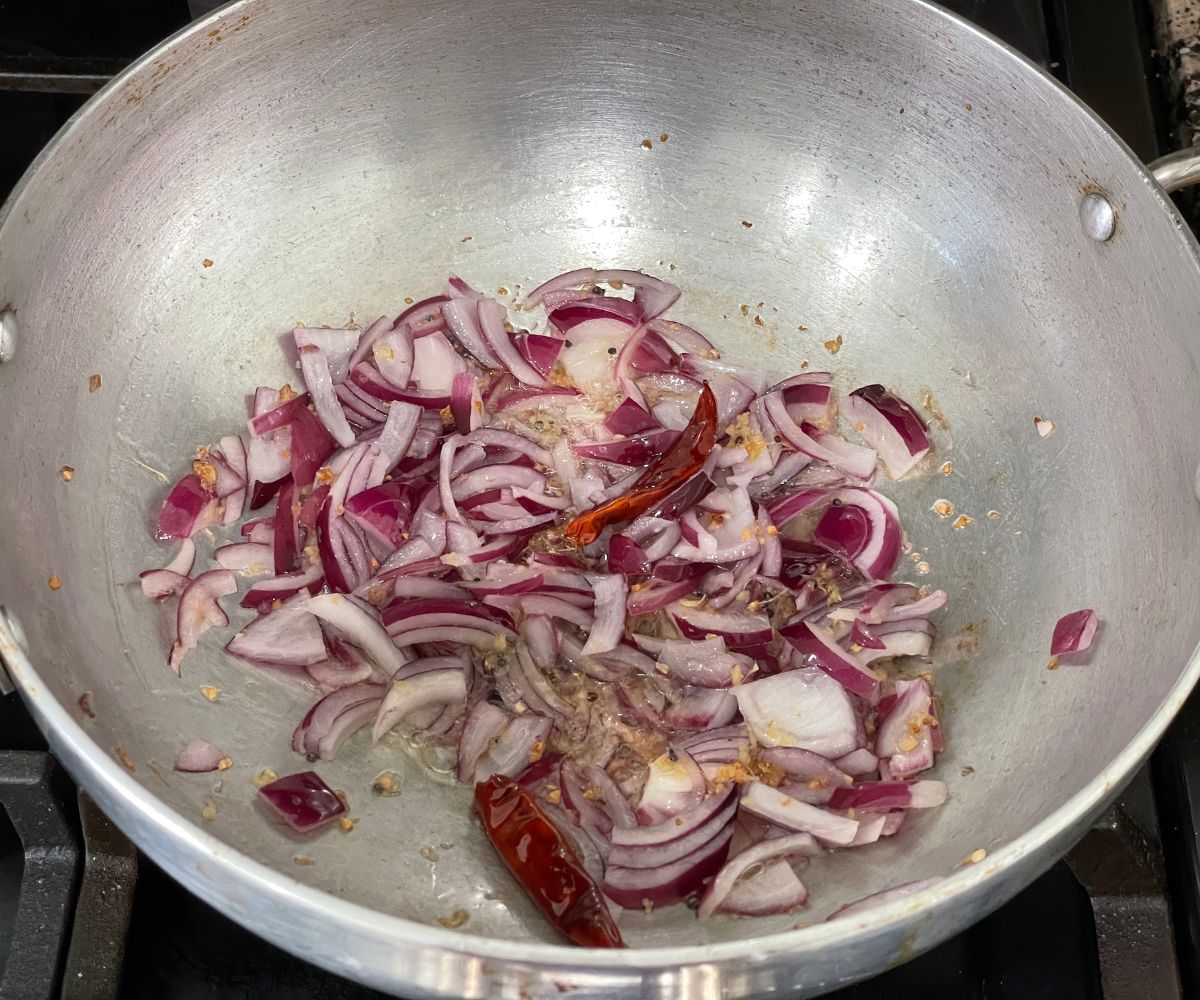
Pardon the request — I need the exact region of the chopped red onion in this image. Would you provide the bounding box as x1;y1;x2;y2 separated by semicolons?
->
174;739;228;773
698;832;820;919
214;542;273;575
258;770;347;832
372;666;467;740
842;384;930;480
139;267;953;936
733;669;859;759
226;592;327;668
1051;609;1099;656
826;877;944;921
155;474;219;542
168;570;237;674
780;619;879;699
740;781;859;845
636;748;706;824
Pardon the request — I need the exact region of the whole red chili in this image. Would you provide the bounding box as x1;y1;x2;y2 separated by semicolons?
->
474;774;624;948
565;382;717;546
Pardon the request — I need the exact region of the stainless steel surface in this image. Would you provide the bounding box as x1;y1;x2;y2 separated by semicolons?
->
0;309;15;364
1;0;1200;997
1150;146;1200;192
1079;192;1117;241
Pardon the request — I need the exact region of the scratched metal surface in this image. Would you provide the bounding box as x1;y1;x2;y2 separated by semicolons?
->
1;0;1199;996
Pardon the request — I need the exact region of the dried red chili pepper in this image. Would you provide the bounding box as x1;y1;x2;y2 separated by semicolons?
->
565;382;717;546
474;774;624;948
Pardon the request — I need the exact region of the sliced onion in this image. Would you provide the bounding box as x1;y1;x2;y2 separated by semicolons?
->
174;739;228;773
1051;609;1099;656
457;701;510;783
299;347;356;448
733;669;859;759
874;678;932;759
293;682;387;760
226;592;327;667
826;877;944;921
155;474;219;542
780;619;879;698
762;392;877;480
740;781;859;845
139;568;189;599
240;561;325;610
697;832;820;919
670;604;773;652
604;790;736;908
665;688;738;729
168;569;237;673
372;667;467;740
636;748;706;824
842;385;930;479
827;779;947;811
580;574;626;654
512;332;564;377
411;330;467;393
305;592;409;678
214;542;273;575
475;713;552;780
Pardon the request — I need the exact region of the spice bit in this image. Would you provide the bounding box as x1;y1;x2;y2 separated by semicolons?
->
78;691;95;717
88;373;102;393
1033;416;1055;437
1047;656;1061;671
338;816;358;833
741;220;753;228
201;800;218;822
915;561;930;575
753;314;764;327
216;756;233;771
920;388;949;429
951;514;974;530
60;465;75;482
640;139;653;150
292;855;315;867
986;509;1000;519
252;767;278;788
961;766;975;777
436;909;470;929
460;235;472;242
739;304;750;317
497;286;509;296
202;258;214;268
932;499;956;518
659;132;669;142
200;684;220;701
372;770;401;796
940;461;953;476
823;335;843;355
961;847;987;866
420;846;439;861
48;574;62;591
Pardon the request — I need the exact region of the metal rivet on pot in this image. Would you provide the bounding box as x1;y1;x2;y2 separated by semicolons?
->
0;308;15;363
1079;192;1116;242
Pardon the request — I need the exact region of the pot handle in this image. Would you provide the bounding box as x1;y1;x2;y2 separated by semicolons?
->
1149;147;1200;193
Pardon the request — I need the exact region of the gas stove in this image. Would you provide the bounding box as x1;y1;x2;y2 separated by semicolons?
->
1;1;1198;997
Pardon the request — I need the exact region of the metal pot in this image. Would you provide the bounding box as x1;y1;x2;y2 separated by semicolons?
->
1;0;1199;996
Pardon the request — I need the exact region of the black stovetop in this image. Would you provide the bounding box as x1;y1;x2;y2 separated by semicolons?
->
1;1;1198;997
